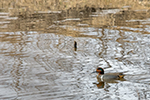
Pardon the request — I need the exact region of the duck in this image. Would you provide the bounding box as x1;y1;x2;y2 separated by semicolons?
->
93;67;124;82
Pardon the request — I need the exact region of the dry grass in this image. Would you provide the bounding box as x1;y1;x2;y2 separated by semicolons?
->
0;0;149;16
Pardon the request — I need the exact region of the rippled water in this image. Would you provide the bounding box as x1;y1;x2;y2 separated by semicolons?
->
0;8;150;100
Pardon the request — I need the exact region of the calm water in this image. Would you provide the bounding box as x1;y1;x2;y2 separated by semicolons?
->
0;8;150;100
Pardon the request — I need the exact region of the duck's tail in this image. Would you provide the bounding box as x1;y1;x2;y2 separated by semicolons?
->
118;73;124;78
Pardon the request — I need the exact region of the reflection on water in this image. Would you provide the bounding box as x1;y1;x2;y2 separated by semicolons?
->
74;41;77;51
0;8;150;100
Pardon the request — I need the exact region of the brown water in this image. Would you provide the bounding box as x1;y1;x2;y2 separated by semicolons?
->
0;7;150;100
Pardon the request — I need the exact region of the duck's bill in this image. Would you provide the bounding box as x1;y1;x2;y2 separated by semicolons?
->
92;71;98;73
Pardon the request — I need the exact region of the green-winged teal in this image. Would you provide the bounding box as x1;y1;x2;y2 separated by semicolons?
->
93;67;124;82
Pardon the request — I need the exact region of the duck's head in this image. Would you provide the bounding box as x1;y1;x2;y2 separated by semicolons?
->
93;67;104;75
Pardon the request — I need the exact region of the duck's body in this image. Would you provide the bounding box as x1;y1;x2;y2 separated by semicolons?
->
97;73;124;82
93;67;124;82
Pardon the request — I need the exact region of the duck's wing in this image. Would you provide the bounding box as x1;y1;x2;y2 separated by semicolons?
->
105;73;124;78
105;72;123;75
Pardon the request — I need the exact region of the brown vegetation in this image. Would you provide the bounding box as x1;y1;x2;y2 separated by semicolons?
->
0;0;149;16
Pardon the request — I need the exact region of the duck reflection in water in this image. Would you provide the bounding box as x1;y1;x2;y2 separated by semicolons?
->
93;67;126;88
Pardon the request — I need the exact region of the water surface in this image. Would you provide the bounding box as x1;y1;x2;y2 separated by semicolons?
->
0;8;150;100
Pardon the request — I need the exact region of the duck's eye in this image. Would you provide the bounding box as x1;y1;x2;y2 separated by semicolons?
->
97;68;101;70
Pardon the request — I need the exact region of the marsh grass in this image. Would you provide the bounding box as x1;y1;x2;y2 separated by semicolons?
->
0;0;149;16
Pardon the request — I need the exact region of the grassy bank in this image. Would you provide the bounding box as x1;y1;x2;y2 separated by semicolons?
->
0;0;149;16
